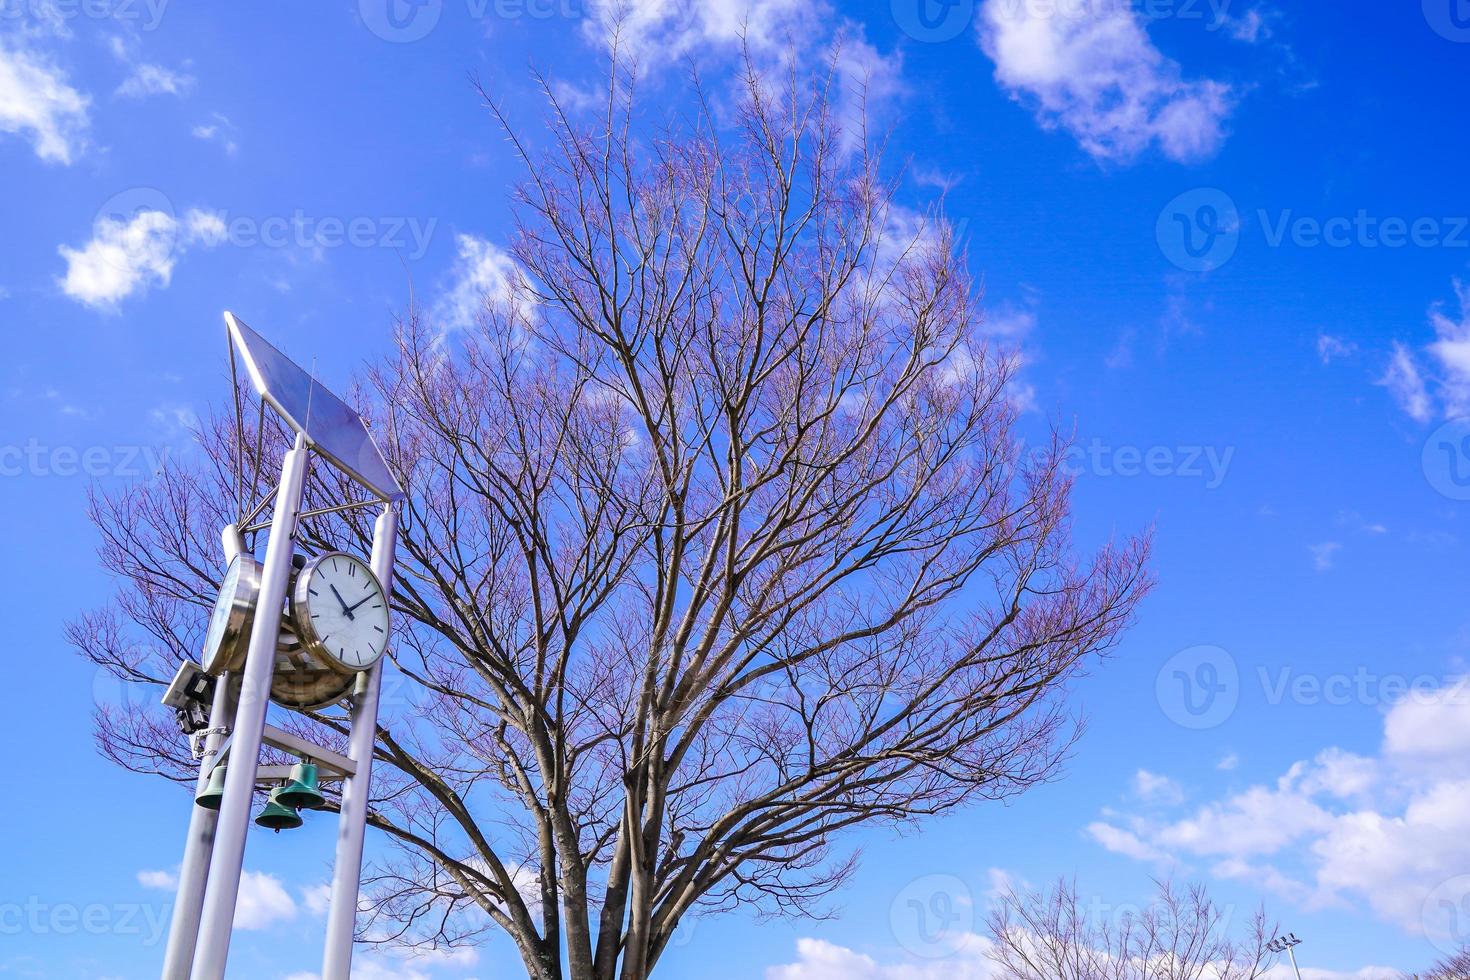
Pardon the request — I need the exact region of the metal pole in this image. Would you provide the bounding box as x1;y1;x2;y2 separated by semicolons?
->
321;505;398;980
1285;945;1303;980
159;674;237;979
190;435;310;980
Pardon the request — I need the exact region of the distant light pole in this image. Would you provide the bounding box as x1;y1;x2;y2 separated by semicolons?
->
1266;932;1304;980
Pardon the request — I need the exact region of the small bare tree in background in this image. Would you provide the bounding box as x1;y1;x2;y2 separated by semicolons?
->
1407;948;1470;979
987;878;1274;980
72;50;1150;980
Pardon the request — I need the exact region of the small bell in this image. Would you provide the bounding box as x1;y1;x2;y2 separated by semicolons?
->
195;765;228;810
254;786;303;833
276;761;326;811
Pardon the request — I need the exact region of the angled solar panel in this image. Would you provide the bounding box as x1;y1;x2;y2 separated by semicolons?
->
225;312;404;501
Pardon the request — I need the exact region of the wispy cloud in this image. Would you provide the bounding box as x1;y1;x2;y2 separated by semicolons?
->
433;233;534;332
1308;540;1341;571
1379;341;1433;422
192;111;239;154
1382;279;1470;422
109;36;194;99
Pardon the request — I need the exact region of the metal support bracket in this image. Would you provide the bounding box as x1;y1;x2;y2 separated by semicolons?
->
207;724;357;780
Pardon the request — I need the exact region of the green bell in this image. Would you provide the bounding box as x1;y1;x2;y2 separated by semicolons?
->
276;762;326;811
195;765;228;810
254;786;303;833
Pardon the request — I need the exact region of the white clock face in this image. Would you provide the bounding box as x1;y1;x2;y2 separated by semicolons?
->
297;553;389;672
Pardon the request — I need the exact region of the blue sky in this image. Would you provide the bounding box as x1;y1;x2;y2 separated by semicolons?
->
2;0;1469;977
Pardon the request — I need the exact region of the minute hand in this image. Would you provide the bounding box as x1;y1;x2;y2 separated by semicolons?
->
346;592;379;613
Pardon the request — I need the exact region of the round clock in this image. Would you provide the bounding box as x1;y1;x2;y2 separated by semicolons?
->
291;552;390;674
202;553;263;675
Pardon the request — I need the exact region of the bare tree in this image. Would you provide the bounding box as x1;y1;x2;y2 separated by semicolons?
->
987;878;1274;980
72;52;1151;980
1406;948;1470;979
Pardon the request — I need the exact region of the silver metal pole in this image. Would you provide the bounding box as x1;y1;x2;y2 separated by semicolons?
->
321;505;398;980
190;435;310;980
160;674;237;979
1285;945;1303;980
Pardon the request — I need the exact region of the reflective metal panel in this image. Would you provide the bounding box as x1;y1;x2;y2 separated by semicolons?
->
225;312;403;501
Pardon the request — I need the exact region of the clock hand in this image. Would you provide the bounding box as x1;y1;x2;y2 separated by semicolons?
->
346;592;379;613
329;583;355;620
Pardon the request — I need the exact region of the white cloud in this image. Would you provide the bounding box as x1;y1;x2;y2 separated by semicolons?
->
1224;8;1271;44
1383;281;1470;422
579;0;904;154
1383;676;1470;770
233;870;297;930
582;0;816;66
1308;541;1340;572
1379;342;1432;422
116;62;194;99
0;40;89;163
770;922;1387;975
282;945;477;980
1086;821;1168;863
1133;769;1184;805
1089;676;1470;949
1316;333;1357;365
58;209;179;309
302;882;332;916
982;303;1037;341
766;935;997;980
137;868;177;889
139;866;295;932
108;34;192;99
1217;751;1240;771
192;111;238;154
434;234;534;332
977;0;1231;163
57;206;225;310
1426;280;1470;419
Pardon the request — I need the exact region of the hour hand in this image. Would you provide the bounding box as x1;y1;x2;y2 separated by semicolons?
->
329;584;355;619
